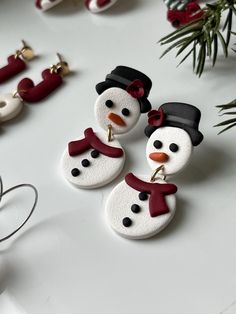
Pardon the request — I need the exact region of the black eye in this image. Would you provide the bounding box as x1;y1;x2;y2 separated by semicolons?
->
105;100;113;108
153;140;162;149
121;108;130;116
169;143;179;152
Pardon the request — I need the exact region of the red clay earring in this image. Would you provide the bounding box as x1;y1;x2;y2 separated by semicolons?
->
85;0;118;13
35;0;63;11
0;54;69;123
0;40;34;84
163;0;204;28
17;53;70;103
35;0;118;13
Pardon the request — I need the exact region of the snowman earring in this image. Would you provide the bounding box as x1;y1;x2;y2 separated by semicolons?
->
0;40;34;84
106;102;203;240
61;66;152;189
0;54;69;123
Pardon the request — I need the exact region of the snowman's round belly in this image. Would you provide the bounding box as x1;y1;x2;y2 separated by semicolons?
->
61;134;125;189
106;175;176;240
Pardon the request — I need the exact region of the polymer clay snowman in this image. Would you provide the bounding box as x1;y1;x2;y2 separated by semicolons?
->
106;102;203;239
61;66;152;189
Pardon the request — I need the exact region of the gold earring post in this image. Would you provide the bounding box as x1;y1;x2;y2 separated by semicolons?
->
54;53;70;76
15;40;34;61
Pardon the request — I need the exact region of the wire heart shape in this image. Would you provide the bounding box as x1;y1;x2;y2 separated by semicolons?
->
0;177;38;243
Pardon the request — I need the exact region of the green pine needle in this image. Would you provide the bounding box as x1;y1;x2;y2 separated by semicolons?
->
159;0;236;77
215;99;236;133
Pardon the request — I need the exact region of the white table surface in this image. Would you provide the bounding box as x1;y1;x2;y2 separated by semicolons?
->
0;1;236;313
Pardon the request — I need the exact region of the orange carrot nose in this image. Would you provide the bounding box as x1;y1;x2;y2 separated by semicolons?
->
149;152;169;163
107;112;126;126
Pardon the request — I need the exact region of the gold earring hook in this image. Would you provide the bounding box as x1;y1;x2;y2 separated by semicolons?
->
150;165;165;182
12;89;26;100
50;53;70;77
15;40;34;61
107;124;113;142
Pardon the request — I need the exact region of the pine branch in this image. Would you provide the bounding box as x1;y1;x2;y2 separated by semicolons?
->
159;0;236;76
215;99;236;134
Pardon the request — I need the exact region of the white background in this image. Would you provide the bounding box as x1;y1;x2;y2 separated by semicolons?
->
0;0;236;313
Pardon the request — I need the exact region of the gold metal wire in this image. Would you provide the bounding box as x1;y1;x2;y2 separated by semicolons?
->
150;165;165;182
107;124;113;142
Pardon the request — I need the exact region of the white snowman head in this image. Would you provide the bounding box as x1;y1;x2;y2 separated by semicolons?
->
95;66;152;135
145;103;204;176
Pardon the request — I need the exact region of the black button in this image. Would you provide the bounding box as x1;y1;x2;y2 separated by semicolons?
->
131;204;141;213
71;168;80;177
153;140;162;149
91;150;100;158
121;108;130;116
139;192;148;201
105;100;113;108
81;159;90;167
169;143;179;152
122;217;132;227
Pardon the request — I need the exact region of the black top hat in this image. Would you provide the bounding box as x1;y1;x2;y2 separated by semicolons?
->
96;66;152;113
145;102;204;146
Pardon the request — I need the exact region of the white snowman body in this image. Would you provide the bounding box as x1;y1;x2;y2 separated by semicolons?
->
0;93;23;123
86;0;118;13
106;175;176;239
61;130;125;189
36;0;63;11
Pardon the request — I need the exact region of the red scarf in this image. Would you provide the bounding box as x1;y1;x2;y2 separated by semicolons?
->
125;173;177;217
68;128;124;158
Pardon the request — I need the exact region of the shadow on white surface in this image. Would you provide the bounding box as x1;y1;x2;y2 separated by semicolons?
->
100;0;146;16
0;256;8;295
137;196;189;243
42;0;84;15
0;290;27;314
174;141;229;186
204;55;236;79
2;105;31;130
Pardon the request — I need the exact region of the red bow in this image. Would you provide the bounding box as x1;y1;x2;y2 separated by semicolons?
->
68;128;124;158
125;173;177;217
126;79;145;99
148;109;165;127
